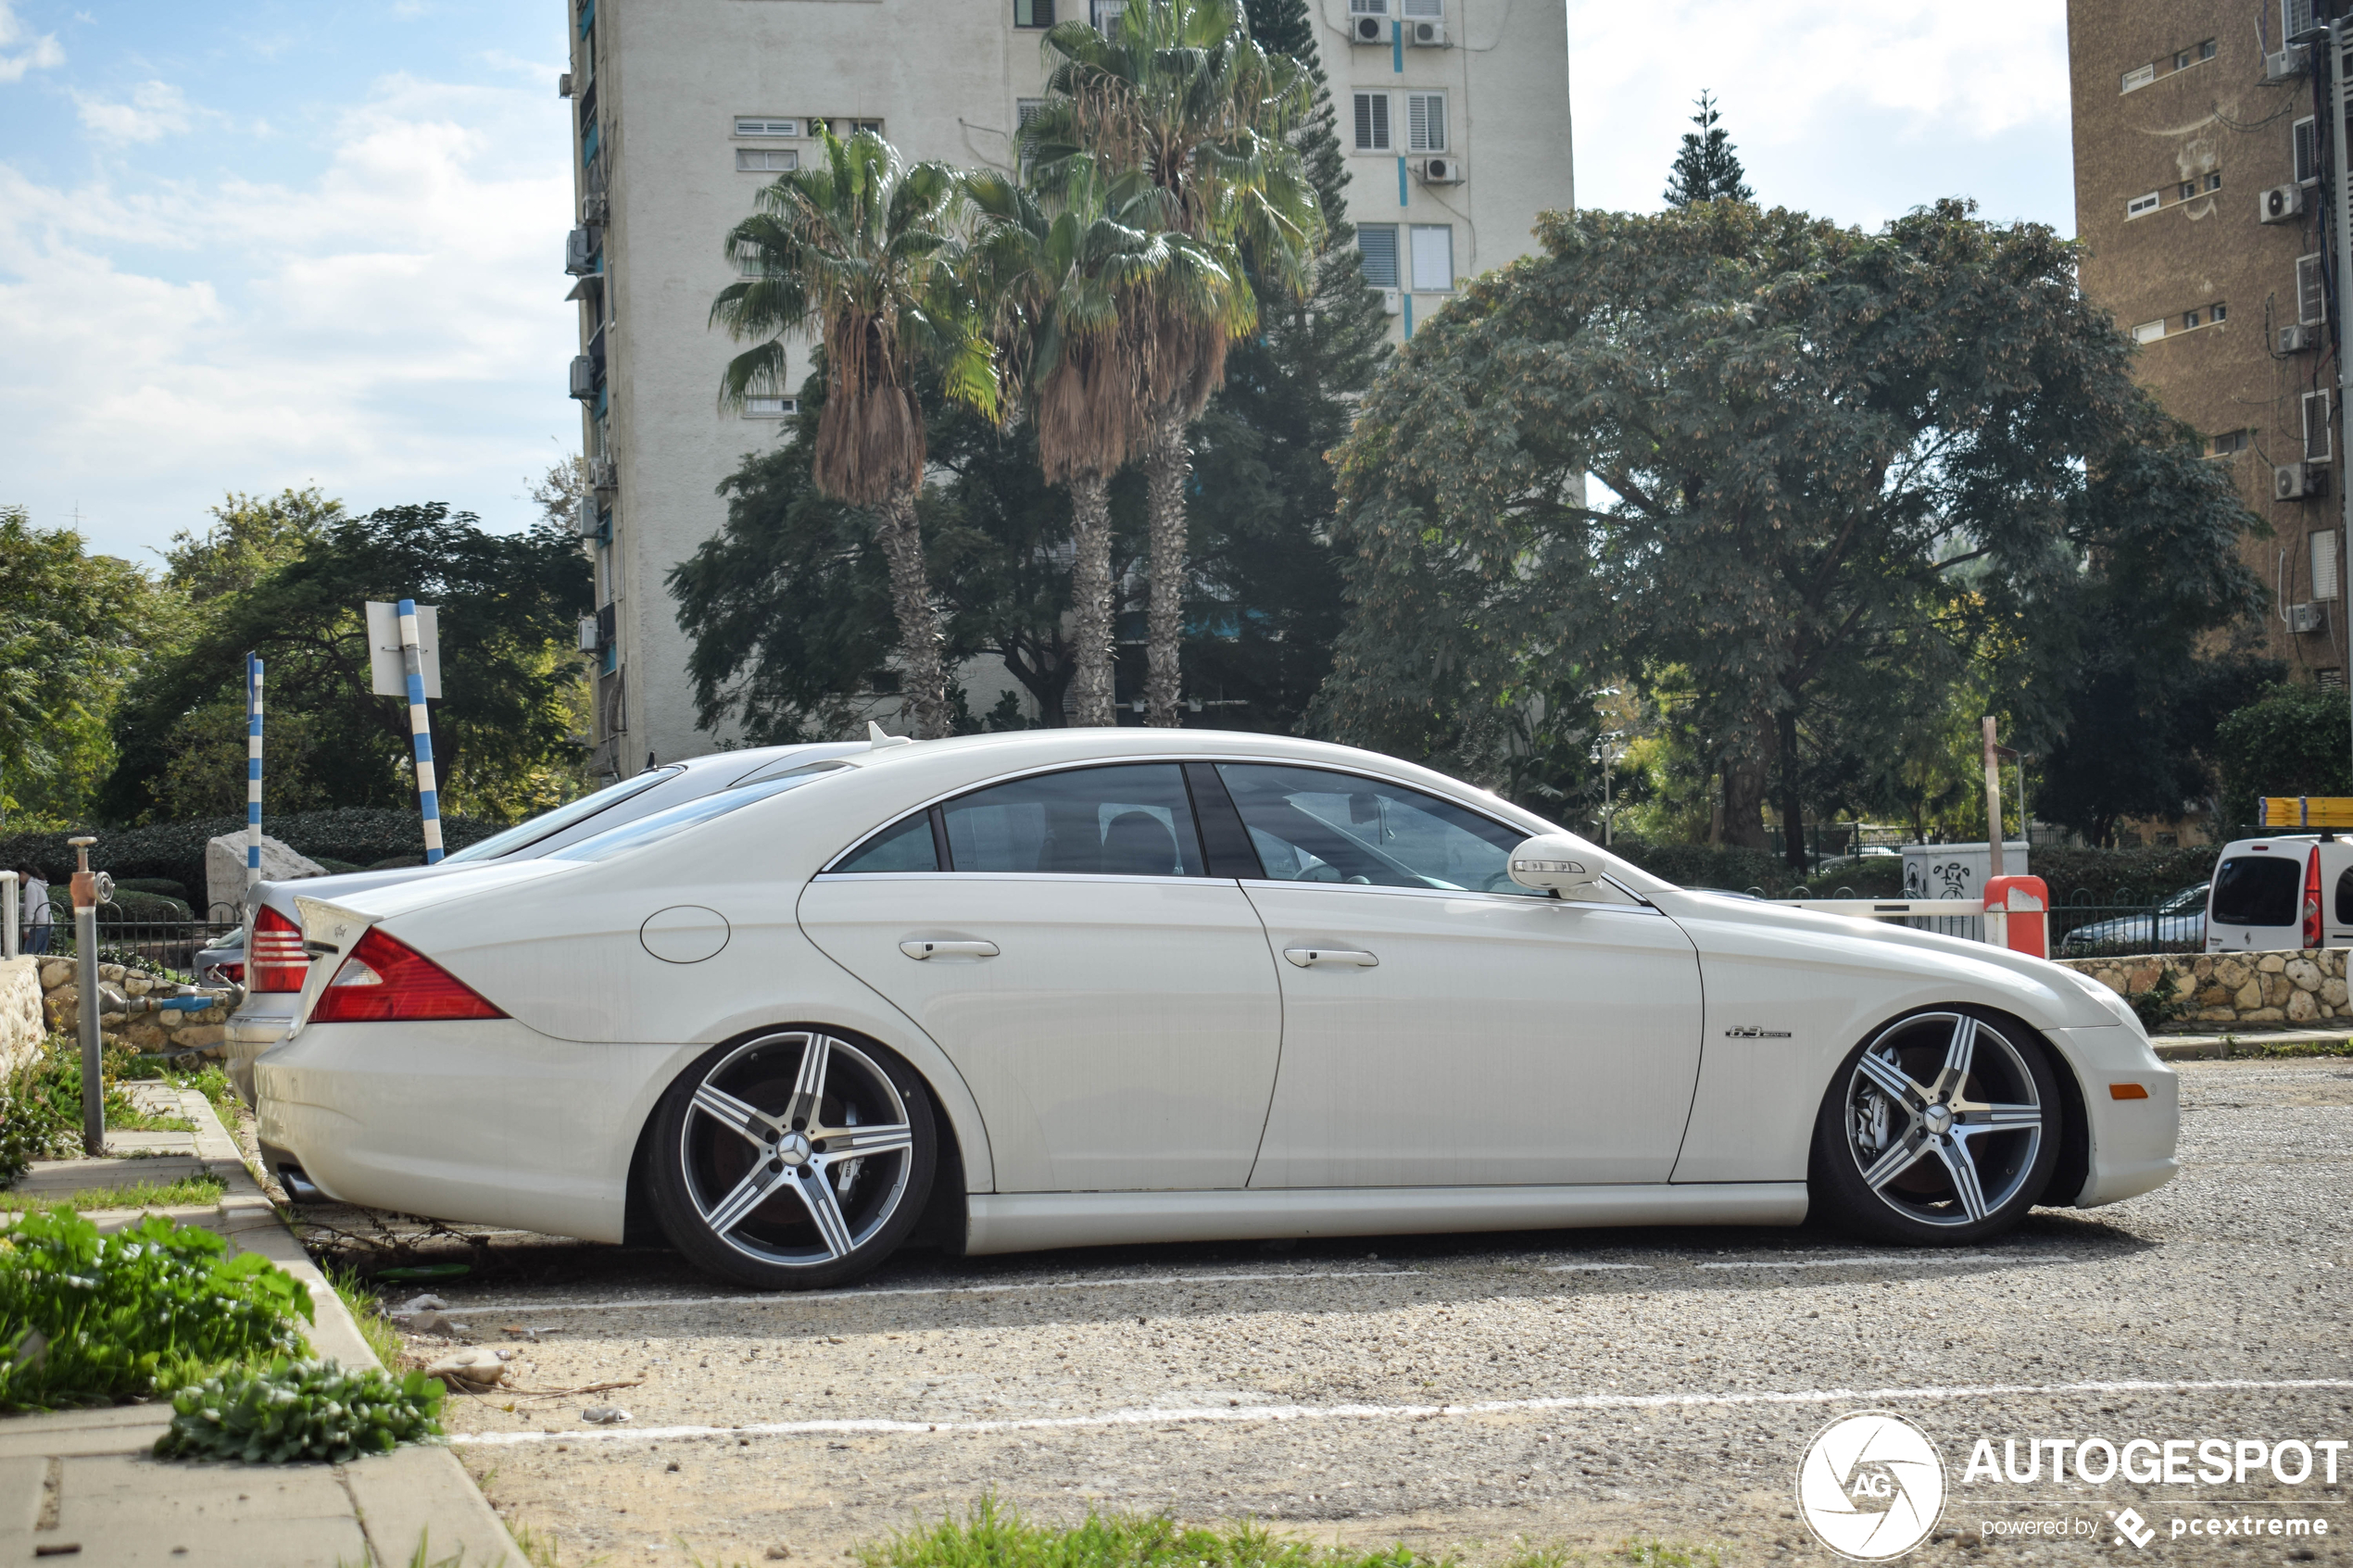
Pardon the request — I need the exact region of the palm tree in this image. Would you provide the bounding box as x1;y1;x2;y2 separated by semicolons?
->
712;128;998;740
968;157;1241;726
1030;0;1324;727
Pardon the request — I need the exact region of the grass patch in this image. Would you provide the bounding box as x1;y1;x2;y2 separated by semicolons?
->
2250;1038;2353;1059
0;1174;226;1211
860;1502;1426;1568
328;1262;406;1370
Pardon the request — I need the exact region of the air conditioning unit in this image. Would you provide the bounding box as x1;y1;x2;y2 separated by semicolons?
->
573;495;600;537
2267;45;2310;82
1417;156;1465;184
578;616;601;653
1378;287;1401;315
558;71;574;98
1352;14;1385;42
2282;323;2320;354
1406;19;1446;45
2263;184;2307;224
2290;602;2327;634
2277;461;2330;500
564;227;599;275
580;192;609;224
590;457;618;492
568;356;597;400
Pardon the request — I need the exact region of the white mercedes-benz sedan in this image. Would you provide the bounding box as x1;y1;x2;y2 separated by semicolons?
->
252;730;2179;1289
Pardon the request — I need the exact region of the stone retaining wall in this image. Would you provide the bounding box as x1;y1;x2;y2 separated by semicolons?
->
38;957;231;1055
2056;949;2349;1025
0;958;43;1073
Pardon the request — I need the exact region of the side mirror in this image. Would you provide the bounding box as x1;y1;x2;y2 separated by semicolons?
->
1508;834;1604;894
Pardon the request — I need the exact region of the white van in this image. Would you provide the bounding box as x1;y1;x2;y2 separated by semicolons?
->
2205;834;2353;951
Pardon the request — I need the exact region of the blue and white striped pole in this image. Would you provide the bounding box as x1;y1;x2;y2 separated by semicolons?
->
397;599;444;863
245;653;264;909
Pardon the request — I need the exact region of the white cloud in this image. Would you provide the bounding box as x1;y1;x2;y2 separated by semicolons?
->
0;0;65;82
0;72;578;554
74;80;195;144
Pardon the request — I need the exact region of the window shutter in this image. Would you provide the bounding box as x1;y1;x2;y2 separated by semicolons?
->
1356;223;1399;288
2315;529;2342;602
2296;119;2319;183
2307;389;2334;464
1354;93;1390;151
1407;94;1444;152
1410;223;1453;292
2301;254;2327;325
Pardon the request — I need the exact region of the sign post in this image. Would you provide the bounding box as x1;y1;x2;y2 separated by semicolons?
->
245;653;263;913
365;601;446;864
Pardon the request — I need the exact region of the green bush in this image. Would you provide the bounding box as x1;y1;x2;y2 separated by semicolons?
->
2214;681;2353;827
1615;842;1793;894
2029;846;2220;906
112;879;189;904
154;1357;444;1463
0;1209;311;1410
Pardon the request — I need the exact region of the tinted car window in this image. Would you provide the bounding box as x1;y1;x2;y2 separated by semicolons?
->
551;764;843;863
441;766;685;863
2337;867;2353;926
940;765;1202;876
2210;856;2302;928
1216;763;1541;897
836;813;938;873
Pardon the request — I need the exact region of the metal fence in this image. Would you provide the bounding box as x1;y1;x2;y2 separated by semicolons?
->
43;912;243;976
1748;883;2205;957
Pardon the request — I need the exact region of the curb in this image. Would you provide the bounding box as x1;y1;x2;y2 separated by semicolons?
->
2151;1032;2353;1060
182;1088;528;1566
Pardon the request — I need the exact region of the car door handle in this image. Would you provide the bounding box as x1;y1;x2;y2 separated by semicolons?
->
1283;947;1378;968
900;940;1000;960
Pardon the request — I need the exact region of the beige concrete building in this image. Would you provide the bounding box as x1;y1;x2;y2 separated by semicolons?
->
2067;0;2345;684
560;0;1575;776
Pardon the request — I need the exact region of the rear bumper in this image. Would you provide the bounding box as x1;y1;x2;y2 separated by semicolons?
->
253;1017;693;1243
2046;1023;2181;1207
224;1000;299;1107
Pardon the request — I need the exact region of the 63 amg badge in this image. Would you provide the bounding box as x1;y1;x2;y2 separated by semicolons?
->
1796;1411;1947;1561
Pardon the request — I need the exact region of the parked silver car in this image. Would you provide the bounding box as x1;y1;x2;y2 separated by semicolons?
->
2057;882;2208;955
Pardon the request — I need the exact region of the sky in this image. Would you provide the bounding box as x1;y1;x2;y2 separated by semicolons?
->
0;1;2076;567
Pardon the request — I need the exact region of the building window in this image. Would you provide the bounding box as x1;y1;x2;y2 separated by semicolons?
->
1014;0;1055;24
2126;190;2160;219
2300;253;2327;325
2179;181;2196;201
2200;38;2217;60
1351;0;1389;13
1407;92;1447;153
2211;429;2252;455
1410;223;1453;292
1353;92;1392;152
2183;308;2201;329
2322;668;2346;689
736;148;799;172
735;118;799;138
2120;63;2155;93
2314;529;2342;601
1091;0;1124;31
2306;388;2333;464
2207;171;2222;192
1401;0;1442;14
2285;0;2318;40
2213;301;2228;322
2132;320;2166;344
746;395;798;418
1357;222;1400;288
2296;117;2319;184
1017;98;1044;178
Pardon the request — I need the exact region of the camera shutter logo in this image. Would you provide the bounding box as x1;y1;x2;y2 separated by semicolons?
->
1795;1411;1946;1561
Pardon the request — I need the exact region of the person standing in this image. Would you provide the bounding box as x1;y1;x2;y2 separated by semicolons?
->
19;867;52;955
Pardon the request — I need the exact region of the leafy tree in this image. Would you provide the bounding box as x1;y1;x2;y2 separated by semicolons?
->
2212;680;2353;829
1031;0;1323;726
0;507;156;826
712;129;1000;739
103;505;591;823
163;489;341;606
1319;200;2263;865
1665;91;1752;207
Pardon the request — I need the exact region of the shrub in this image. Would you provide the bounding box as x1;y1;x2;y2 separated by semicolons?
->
2029;846;2221;906
1615;842;1792;894
155;1357;445;1463
0;1209;311;1410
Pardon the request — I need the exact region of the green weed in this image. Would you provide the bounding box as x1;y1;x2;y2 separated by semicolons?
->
0;1174;226;1211
328;1261;406;1370
154;1355;445;1463
860;1499;1428;1568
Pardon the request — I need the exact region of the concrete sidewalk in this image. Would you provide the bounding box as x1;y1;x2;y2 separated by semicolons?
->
2149;1027;2353;1060
0;1085;523;1566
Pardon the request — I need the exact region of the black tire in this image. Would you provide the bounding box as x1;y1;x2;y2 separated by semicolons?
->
648;1028;937;1290
1808;1008;2061;1246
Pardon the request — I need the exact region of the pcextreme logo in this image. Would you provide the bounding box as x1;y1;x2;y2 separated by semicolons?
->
1796;1411;1948;1561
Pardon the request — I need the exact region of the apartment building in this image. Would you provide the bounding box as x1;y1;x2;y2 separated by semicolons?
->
560;0;1574;777
2068;0;2345;681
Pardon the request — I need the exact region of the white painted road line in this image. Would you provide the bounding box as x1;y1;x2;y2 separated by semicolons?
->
447;1269;1423;1317
450;1376;2353;1449
1693;1252;2036;1271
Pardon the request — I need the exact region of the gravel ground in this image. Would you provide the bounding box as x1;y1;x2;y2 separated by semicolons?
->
351;1058;2353;1565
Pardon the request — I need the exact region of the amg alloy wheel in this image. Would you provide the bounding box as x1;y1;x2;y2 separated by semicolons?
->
1809;1010;2060;1244
648;1030;936;1289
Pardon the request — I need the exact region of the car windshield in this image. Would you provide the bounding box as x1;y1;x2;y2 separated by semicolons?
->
442;766;686;863
2158;883;2209;914
549;762;849;863
2209;857;2301;928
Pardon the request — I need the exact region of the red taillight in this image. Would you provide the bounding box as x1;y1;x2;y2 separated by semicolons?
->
311;928;506;1024
250;906;308;993
2305;847;2323;949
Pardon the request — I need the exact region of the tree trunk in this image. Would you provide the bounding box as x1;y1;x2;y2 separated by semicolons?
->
1720;752;1772;849
1142;404;1190;728
1067;468;1117;727
872;486;950;740
1778;708;1806;874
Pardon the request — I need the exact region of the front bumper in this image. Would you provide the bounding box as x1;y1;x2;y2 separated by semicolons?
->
253;1016;692;1242
2045;1023;2180;1207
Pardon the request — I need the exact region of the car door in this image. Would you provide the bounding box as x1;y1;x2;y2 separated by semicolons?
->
796;762;1283;1194
1209;762;1704;1188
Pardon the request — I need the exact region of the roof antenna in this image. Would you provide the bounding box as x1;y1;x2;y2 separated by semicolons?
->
867;721;914;749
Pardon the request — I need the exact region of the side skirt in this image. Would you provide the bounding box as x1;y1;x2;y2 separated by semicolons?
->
963;1182;1810;1257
